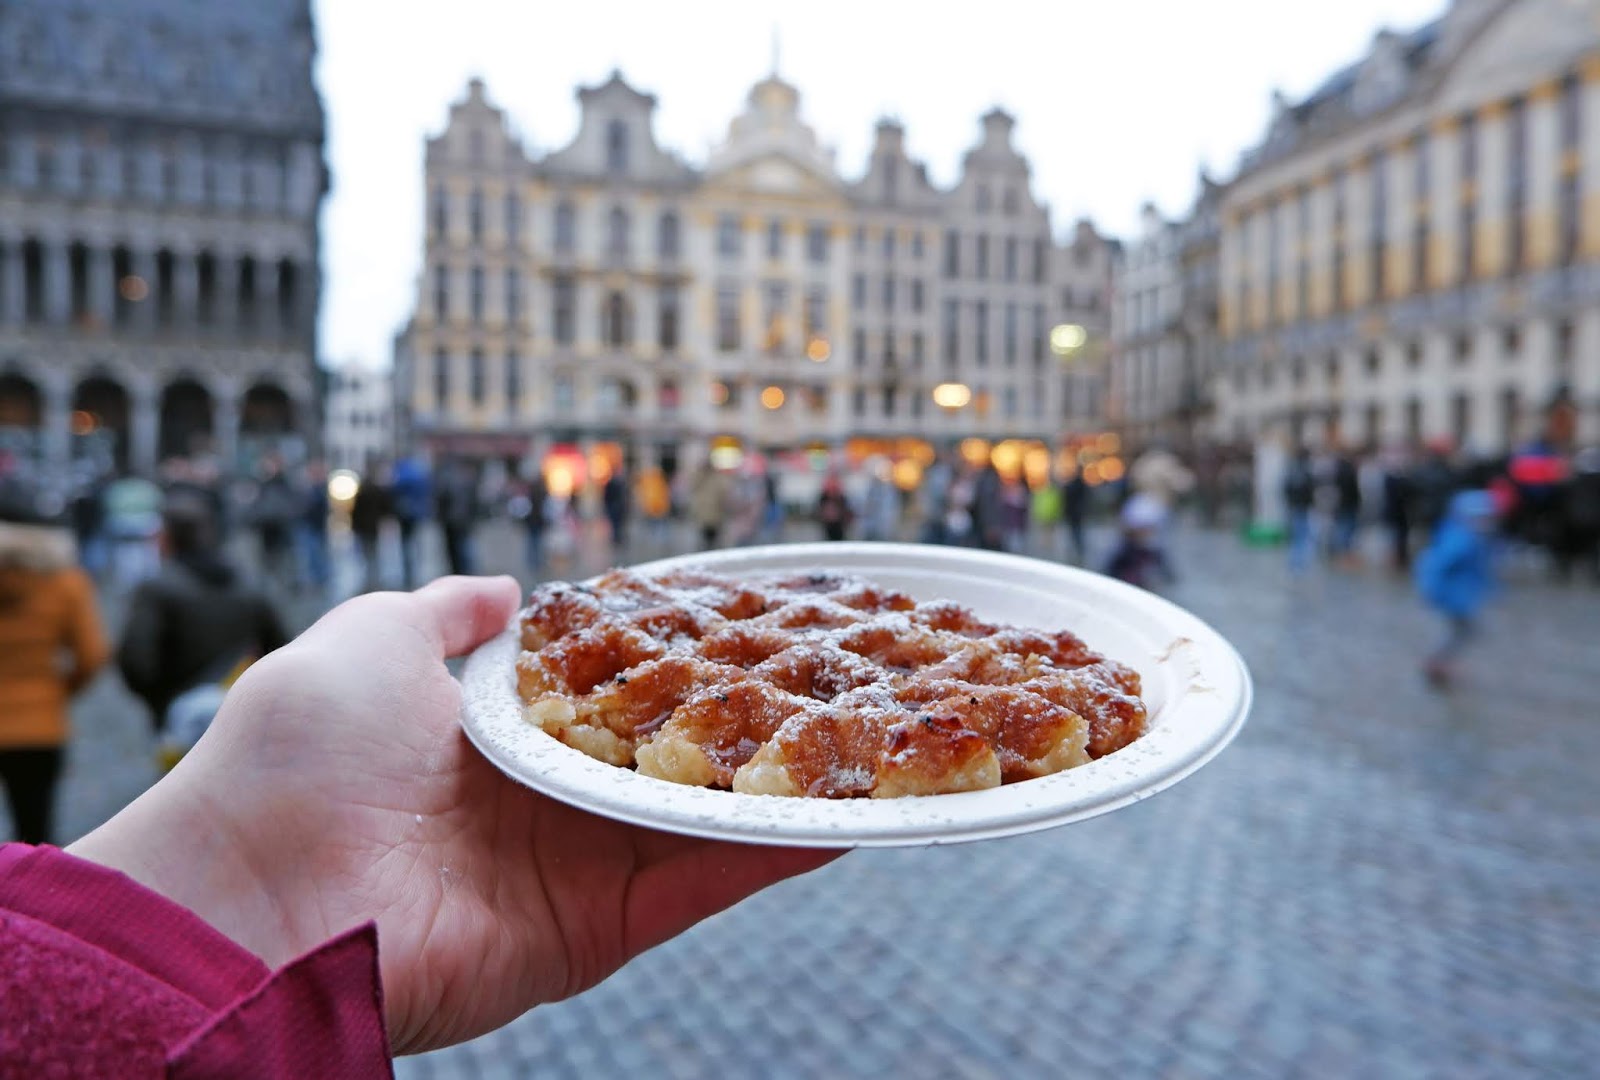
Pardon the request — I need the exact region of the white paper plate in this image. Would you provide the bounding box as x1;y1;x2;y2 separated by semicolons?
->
460;542;1251;847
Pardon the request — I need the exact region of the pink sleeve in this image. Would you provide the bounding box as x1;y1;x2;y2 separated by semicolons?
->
0;844;393;1078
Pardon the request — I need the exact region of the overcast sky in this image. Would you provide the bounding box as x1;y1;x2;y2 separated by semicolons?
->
313;0;1446;368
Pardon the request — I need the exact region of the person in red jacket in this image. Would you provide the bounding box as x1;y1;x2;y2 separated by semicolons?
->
0;575;834;1076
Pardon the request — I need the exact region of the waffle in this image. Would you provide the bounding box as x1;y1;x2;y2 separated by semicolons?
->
515;568;1148;798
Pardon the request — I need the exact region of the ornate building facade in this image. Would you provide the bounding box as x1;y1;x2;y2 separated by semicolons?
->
397;70;1118;483
0;0;327;479
1217;0;1600;453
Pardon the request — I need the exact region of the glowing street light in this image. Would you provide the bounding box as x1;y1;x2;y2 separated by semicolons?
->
327;469;360;503
760;385;786;410
932;382;972;409
806;337;831;362
1050;323;1087;357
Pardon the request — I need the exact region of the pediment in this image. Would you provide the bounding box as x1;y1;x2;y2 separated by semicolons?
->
1432;0;1599;112
703;151;841;200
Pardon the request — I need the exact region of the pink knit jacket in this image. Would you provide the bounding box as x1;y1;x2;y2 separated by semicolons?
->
0;844;392;1077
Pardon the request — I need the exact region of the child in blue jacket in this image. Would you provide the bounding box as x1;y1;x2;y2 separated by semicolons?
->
1414;489;1498;687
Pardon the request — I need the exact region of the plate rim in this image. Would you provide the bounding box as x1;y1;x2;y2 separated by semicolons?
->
459;542;1253;847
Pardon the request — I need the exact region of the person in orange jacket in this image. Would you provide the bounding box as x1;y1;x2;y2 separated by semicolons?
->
0;478;109;844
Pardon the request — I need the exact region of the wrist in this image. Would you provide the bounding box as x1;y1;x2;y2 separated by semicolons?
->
66;769;306;969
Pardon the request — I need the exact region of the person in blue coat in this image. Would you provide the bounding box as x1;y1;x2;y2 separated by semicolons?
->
1414;489;1498;687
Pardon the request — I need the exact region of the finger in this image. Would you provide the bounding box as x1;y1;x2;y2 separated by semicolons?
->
411;575;522;657
624;842;843;956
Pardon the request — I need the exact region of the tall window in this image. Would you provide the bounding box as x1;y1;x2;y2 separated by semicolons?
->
552;275;575;344
1003;303;1017;365
851;273;866;310
505;349;520;411
658;211;680;259
1032;238;1046;283
505;268;519;325
852;329;866;368
943;299;959;365
1413;217;1430;290
469;348;486;405
882;229;896;260
716;284;740;350
912;231;925;259
1414;134;1430;203
602;291;630;347
553;374;575;410
469;188;484;241
505;192;520;247
1561;73;1582;150
912;332;924;368
763;281;788;354
658;284;679;350
605;120;629;174
910;278;924;312
806;223;829;263
1560;173;1581;266
1003;237;1017;282
431;185;448;236
881;276;895;312
1369;151;1387;301
1460;114;1477;180
975;301;989;365
554;201;576;254
766;218;783;259
1459;202;1476;282
607;206;630;259
804;287;826;339
433;264;449;320
1031;304;1045;364
976;235;990;279
1507;97;1527;274
717;214;742;258
469;265;484;321
943;230;960;278
433;348;449;407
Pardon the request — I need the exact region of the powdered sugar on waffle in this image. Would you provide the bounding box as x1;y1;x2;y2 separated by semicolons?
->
515;568;1147;798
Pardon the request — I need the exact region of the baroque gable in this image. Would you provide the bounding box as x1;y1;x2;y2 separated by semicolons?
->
1431;0;1600;111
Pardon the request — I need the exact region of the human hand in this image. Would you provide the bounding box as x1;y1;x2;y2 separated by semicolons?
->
70;576;839;1053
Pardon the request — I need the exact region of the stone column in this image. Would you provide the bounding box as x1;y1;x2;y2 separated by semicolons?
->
214;253;238;336
0;241;23;324
44;240;72;324
256;256;280;340
40;372;74;479
88;245;115;328
174;249;199;330
130;379;161;475
212;380;241;473
132;248;158;331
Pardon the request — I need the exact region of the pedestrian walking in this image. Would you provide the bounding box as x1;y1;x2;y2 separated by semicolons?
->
972;461;1005;551
918;451;955;545
636;466;673;549
999;474;1029;554
1415;490;1499;688
251;455;299;588
350;462;393;592
1284;447;1317;572
514;471;550;575
859;457;901;542
602;465;631;552
1103;493;1170;590
0;493;109;844
688;464;727;550
391;456;434;588
1380;446;1415;571
1326;450;1363;565
1061;468;1091;564
117;496;289;770
296;459;331;596
817;473;853;542
436;461;481;577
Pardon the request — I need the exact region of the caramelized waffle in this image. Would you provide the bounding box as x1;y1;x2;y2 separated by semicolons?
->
515;568;1148;798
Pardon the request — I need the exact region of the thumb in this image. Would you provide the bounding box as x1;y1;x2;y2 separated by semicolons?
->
411;575;521;657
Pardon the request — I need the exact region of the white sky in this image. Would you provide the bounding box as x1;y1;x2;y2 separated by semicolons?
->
313;0;1446;368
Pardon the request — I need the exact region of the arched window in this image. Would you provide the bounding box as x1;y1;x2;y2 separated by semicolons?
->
608;206;630;259
657;211;680;259
602;290;631;347
554;201;575;253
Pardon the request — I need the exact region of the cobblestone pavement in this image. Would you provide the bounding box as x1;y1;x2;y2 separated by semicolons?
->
20;520;1599;1079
